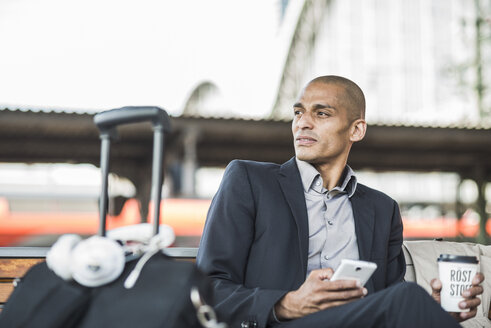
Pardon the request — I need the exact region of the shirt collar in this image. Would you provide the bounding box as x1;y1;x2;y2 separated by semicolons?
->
295;158;358;198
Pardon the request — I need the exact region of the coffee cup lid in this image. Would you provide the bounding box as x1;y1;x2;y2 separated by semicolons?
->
438;254;478;264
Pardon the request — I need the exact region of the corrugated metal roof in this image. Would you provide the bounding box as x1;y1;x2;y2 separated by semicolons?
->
1;106;491;130
1;105;98;115
1;105;490;176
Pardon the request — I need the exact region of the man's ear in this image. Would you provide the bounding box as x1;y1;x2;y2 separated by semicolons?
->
350;119;367;142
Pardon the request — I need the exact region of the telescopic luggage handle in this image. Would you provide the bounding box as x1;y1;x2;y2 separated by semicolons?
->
94;106;171;133
94;106;172;237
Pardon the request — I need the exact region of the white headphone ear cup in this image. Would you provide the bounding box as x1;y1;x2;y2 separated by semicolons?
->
156;224;175;248
46;234;82;281
70;236;125;287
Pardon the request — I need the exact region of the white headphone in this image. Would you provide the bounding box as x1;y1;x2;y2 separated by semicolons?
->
46;224;175;288
107;223;175;247
46;234;125;287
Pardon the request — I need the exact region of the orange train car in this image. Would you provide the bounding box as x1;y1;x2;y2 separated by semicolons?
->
0;197;210;246
0;197;489;247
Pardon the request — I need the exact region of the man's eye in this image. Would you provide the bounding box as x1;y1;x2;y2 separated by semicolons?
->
293;110;302;116
318;111;329;116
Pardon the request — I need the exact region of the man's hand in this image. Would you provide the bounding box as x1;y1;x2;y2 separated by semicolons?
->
430;272;484;322
274;268;367;320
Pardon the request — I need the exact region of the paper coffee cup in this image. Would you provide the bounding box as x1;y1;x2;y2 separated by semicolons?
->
438;254;479;312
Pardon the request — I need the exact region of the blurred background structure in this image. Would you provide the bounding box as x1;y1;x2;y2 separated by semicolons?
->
0;0;490;246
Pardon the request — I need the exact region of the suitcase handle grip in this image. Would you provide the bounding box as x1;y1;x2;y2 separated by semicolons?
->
94;106;171;236
94;106;171;132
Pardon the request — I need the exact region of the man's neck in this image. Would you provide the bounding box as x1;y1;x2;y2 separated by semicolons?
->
313;159;348;190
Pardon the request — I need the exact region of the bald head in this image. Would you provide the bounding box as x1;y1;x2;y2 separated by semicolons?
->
307;75;365;122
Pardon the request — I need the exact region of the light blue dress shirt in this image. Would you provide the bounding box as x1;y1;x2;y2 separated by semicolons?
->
296;158;360;277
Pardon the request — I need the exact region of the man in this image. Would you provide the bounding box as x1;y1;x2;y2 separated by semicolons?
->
197;76;483;327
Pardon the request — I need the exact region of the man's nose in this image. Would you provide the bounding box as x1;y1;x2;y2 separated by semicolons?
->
296;112;314;129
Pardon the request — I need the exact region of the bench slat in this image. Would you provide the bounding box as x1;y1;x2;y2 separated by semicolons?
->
0;282;15;304
0;259;44;278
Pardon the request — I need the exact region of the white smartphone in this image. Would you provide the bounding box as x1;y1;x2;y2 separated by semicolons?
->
330;259;377;287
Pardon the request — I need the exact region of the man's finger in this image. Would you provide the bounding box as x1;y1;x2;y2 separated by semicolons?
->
311;268;335;281
322;279;361;291
319;288;367;302
472;272;484;285
459;308;477;321
430;278;442;304
462;285;484;298
459;297;481;310
430;278;442;291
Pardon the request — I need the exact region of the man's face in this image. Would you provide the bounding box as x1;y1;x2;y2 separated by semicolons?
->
292;82;354;165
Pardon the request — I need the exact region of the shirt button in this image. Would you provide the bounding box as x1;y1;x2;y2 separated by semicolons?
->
327;220;333;226
324;255;329;260
315;181;321;186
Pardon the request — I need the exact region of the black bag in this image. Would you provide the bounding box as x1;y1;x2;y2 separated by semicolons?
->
0;107;225;328
0;262;91;328
1;255;215;328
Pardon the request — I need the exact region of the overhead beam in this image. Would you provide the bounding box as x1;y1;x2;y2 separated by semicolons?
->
0;109;490;179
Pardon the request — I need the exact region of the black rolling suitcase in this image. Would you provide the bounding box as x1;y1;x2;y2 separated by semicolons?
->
0;107;226;328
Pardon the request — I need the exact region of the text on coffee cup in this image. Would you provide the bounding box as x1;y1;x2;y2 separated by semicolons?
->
449;269;473;296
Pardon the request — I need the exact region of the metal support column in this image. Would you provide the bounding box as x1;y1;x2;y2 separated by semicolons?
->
474;166;490;244
182;128;199;197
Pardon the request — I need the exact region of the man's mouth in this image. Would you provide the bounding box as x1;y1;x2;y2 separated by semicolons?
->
295;136;317;145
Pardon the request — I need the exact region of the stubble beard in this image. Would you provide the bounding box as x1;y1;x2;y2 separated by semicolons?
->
295;147;320;164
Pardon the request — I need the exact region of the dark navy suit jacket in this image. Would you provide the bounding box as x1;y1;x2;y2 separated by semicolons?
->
196;158;406;328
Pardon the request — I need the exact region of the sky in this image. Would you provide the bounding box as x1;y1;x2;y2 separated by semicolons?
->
0;0;289;117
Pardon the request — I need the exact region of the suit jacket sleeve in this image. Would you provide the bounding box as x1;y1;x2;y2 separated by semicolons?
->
196;160;287;327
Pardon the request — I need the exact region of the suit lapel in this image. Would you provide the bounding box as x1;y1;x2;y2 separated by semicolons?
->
350;187;376;293
278;158;309;277
350;187;375;261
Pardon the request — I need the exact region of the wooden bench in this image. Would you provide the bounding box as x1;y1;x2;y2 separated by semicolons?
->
2;244;489;327
0;247;47;311
0;247;198;311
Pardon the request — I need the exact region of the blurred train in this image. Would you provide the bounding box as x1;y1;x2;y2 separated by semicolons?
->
0;196;490;247
0;197;209;247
